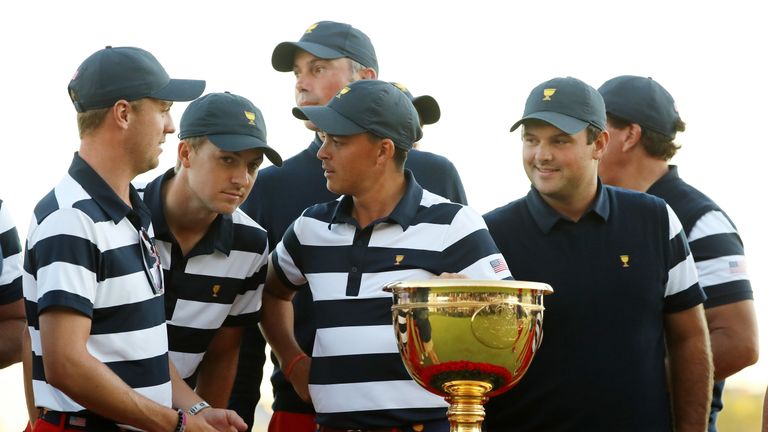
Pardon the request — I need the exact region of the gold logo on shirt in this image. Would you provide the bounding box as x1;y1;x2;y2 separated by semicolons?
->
244;111;257;125
395;255;405;265
543;88;556;101
212;284;221;297
306;23;319;33
620;255;630;268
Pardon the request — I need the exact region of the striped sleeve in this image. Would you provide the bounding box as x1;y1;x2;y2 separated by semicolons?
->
442;205;513;280
663;204;705;313
687;210;752;307
272;219;307;290
26;208;101;317
0;201;23;304
224;221;269;327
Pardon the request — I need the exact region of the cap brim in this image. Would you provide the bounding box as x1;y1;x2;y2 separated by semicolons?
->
272;42;346;72
292;106;366;136
510;111;589;135
150;78;206;102
208;134;283;167
412;95;440;125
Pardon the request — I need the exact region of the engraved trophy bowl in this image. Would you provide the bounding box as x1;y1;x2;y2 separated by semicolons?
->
384;279;553;432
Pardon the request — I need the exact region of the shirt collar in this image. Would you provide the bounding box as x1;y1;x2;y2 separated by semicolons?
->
648;164;679;192
143;168;234;257
526;179;610;233
68;152;151;228
330;169;423;231
308;134;323;153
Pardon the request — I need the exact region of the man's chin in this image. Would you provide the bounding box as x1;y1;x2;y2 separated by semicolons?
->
303;119;320;132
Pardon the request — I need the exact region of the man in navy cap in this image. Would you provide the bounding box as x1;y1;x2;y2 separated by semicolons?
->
231;21;467;431
23;46;245;432
259;79;510;432
483;76;712;431
598;75;758;432
136;92;282;413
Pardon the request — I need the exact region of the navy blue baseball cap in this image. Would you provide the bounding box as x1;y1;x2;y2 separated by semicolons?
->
179;92;283;167
511;76;606;134
272;21;379;73
598;75;680;139
292;80;422;150
391;82;441;125
68;46;206;113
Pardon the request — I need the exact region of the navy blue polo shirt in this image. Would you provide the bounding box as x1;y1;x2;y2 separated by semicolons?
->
483;182;705;432
232;136;469;417
139;169;268;383
647;165;753;432
272;170;509;429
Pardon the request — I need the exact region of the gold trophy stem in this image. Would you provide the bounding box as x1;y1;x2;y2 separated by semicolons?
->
443;380;493;432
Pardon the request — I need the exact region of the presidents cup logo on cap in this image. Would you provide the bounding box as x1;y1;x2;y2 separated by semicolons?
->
392;82;409;92
336;86;351;99
306;23;319;33
510;76;606;135
179;92;283;166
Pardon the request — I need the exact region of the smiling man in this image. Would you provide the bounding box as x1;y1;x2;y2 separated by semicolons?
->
483;76;712;432
138;92;283;410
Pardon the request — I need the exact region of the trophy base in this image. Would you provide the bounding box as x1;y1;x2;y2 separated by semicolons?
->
443;380;493;432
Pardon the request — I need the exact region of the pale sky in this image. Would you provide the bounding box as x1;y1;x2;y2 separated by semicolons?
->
1;1;766;430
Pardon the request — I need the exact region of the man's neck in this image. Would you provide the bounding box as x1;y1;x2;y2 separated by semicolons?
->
351;171;408;228
612;159;669;192
542;175;599;222
78;140;135;206
162;174;218;255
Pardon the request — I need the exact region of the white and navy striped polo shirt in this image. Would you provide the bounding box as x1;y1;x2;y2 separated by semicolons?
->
272;171;512;429
0;199;23;304
23;154;171;413
139;169;267;381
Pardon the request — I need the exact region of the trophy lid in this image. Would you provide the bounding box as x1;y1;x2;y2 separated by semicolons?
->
383;279;553;294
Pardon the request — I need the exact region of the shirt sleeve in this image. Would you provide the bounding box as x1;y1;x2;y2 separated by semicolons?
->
271;219;308;290
687;210;752;308
26;208;99;317
441;205;513;280
662;203;706;313
0;201;23;304
223;235;269;327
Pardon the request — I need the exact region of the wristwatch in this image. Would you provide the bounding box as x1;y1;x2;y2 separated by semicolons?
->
187;401;211;415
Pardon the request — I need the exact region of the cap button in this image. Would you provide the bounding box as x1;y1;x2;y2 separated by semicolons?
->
104;45;112;49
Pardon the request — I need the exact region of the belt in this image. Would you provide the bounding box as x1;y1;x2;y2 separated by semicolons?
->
39;409;126;431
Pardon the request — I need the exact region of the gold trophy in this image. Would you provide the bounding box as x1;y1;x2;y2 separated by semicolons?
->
384;279;552;432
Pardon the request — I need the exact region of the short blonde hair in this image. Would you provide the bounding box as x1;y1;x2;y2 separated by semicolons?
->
76;99;144;138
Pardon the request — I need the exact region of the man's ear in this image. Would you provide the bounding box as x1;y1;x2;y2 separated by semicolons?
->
623;123;643;152
377;138;395;164
112;100;132;130
360;67;377;80
178;140;193;168
592;130;609;160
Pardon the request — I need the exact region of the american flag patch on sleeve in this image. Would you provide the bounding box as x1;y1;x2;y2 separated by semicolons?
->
490;258;509;274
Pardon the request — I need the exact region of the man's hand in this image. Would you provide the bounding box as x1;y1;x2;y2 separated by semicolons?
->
285;355;312;403
197;408;248;431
